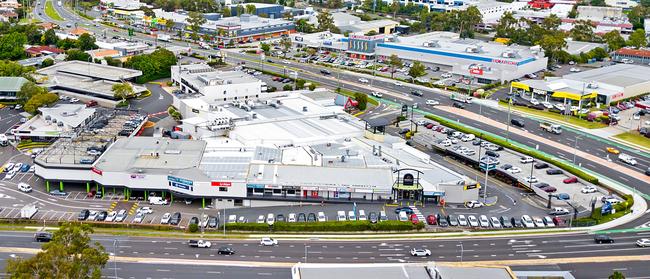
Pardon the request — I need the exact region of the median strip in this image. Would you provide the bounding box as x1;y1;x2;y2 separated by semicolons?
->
44;0;64;21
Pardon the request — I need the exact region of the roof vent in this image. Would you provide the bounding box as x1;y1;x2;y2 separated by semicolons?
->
164;150;182;154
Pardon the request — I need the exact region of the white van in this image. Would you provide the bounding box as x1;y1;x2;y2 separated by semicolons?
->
379;211;387;221
148;196;168;205
317;212;326;222
288;213;297;222
227;214;237;223
18;183;32;193
398;211;408;222
358;210;367;221
266;213;275;226
337;211;346;221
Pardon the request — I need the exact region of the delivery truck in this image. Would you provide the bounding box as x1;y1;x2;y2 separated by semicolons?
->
157;34;171;42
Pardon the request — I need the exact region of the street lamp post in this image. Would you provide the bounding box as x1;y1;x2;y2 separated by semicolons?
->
459;241;464;263
505;98;512;142
304;244;309;263
113;239;118;279
572;135;579;164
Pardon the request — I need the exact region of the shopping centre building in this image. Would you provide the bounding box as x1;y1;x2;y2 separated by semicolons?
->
34;87;476;207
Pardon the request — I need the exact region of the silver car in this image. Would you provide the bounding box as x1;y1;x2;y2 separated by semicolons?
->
115;209;127;222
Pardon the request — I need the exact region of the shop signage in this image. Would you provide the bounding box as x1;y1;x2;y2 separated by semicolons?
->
130;174;145;179
491;59;517;65
464;183;479;190
91;167;102;175
532;88;547;95
246;183;264;189
168;176;193;191
469;68;483;75
611;92;624;100
211;181;232;187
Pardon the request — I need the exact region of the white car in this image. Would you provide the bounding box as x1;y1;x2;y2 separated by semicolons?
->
288;213;297;222
282;60;290;64
260;237;278;246
479;215;490;228
105;211;117;222
317;212;326;222
257;215;265;223
466;200;483;208
541;101;553;109
520;156;534;164
507;167;522;174
358;210;367;221
633;113;641;120
569;67;581;72
337;211;346;221
426;99;440;106
636;238;650;247
530;99;539;105
69;98;79;103
441;73;452;78
461;134;475;142
410;248;431;257
468;215;479;227
18;182;32;193
441;139;453;147
533;217;545;227
457;215;468;226
358;78;369;83
133;212;145;223
603;198;621;204
371;91;383;98
554;104;566;111
4;170;16;180
160;213;171;224
4;163;14;172
581;186;597;194
394;81;403;86
521;215;535;228
87;210;98;221
115;209;127;222
490;217;501;228
525;176;539;183
416;120;427;126
13;163;23;172
348;210;357;221
266;213;275;226
137;207;153;214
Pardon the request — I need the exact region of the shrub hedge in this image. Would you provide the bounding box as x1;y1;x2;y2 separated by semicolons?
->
223;220;424;232
423;114;599;184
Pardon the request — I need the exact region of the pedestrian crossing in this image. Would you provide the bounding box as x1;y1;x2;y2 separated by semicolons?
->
410;206;425;222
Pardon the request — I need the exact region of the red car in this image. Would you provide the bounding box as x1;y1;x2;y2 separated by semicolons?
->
563;176;578;184
410;214;419;225
426;214;437;225
86;100;98;107
426;123;434;129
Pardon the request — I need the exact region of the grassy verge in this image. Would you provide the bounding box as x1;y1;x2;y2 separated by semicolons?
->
498;102;606;129
613;131;650;149
336;88;379;106
225;220;424;232
44;0;64;21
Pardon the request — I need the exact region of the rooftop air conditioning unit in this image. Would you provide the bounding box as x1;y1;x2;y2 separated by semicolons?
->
587;82;598;89
465;45;481;53
501;50;516;58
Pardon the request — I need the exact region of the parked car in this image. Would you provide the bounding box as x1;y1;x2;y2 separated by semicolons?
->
581;186;597;193
549;207;570;216
78;209;90;221
170;212;182;225
115;210;127;222
479;215;490;228
96;211;108;221
546;169;563;175
133;212;145;223
447;215;459;226
307;213;317;222
426;214;437;225
534;162;549;169
511;217;523;228
161;213;171;224
490;217;501;228
563;176;578;184
457;215;468;226
521;215;535;228
520;156;534;164
34;231;53;242
500;216;513;228
49;189;68;196
395;207;414;214
510;119;525;127
105;211;117;222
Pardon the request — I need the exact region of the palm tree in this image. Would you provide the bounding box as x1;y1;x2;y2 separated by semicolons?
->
112;82;134;103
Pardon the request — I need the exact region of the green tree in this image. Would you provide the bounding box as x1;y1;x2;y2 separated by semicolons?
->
222;6;231;17
538;31;567;65
279;37;292;57
391;1;400;18
408;61;426;82
627;29;647;48
76;33;97;51
602;30;626;51
125;49;177;83
112;82;134;102
388;54;402;78
65;49;91;61
245;4;256;14
365;30;378;36
495;12;518;38
79;1;93;15
165;18;175;32
42;29;59;45
187;11;206;42
260;42;270;54
236;5;244;16
0;60;35;79
17;82;47;105
6;222;109;278
24;92;58;113
0;32;27;60
570;20;595;42
41;58;54;67
609;271;626;279
591;0;606;6
104;56;121;67
56;38;78;50
458;6;483;38
317;10;335;32
188;223;199;233
142;6;155;17
627;5;647;29
354;92;368;110
296;18;315;33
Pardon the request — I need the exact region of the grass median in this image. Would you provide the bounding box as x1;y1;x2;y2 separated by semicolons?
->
498;102;606;129
613;131;650;149
44;0;64;21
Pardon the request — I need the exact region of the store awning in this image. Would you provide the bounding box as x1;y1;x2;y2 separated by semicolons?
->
551;91;597;101
511;81;530;91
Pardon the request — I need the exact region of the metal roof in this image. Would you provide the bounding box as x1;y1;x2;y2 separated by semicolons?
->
0;77;28;92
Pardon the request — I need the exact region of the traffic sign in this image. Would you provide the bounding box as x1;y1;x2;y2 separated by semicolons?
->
479;162;497;171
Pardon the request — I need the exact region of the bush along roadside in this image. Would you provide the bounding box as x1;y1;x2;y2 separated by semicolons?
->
223;220;425;232
423;114;599;185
